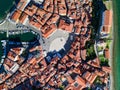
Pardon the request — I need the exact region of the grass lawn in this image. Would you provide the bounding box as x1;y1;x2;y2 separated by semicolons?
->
103;1;112;10
99;54;109;66
97;46;103;51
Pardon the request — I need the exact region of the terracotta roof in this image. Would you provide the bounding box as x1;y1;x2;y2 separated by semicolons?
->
66;75;74;84
58;19;73;32
29;17;42;29
66;62;74;67
4;58;14;70
36;8;46;18
74;26;81;34
65;84;75;90
87;59;100;68
42;24;57;38
68;52;75;59
19;12;28;24
24;4;38;16
102;66;111;73
104;48;110;59
95;70;105;77
68;9;78;19
11;10;22;22
61;55;69;63
75;75;86;87
58;0;67;15
72;68;81;75
83;71;91;80
102;26;111;34
81;49;86;60
54;0;59;14
104;10;112;26
88;73;97;84
16;56;24;65
43;0;54;12
48;77;55;86
47;14;60;25
50;56;59;65
17;0;28;11
58;64;66;70
0;84;4;90
39;59;47;69
28;58;36;65
7;51;16;61
11;48;22;55
29;46;41;52
87;58;100;68
35;9;52;25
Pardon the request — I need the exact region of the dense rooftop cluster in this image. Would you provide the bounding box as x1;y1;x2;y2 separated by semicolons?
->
0;47;25;83
0;0;112;90
11;0;92;38
0;35;111;90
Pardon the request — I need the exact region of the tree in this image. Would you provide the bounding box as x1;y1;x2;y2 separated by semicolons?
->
59;85;65;90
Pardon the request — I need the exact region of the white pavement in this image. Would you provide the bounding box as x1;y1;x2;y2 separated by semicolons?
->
49;37;66;52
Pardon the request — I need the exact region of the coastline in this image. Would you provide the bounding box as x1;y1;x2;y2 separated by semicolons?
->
109;26;114;90
109;1;114;90
111;0;120;89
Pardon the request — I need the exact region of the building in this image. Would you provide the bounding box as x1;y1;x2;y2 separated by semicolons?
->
17;0;30;11
11;10;22;23
100;10;112;35
104;48;110;59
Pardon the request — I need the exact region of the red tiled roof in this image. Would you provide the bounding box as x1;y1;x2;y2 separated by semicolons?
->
83;71;91;80
24;4;38;16
11;48;22;55
17;0;27;11
11;10;22;22
102;26;111;34
88;73;97;84
81;49;86;60
43;0;54;12
104;10;112;26
42;24;57;38
65;85;74;90
95;70;105;77
58;19;73;32
47;14;60;25
58;0;67;15
19;12;28;24
104;48;110;59
75;75;86;87
102;66;111;73
66;75;74;84
87;58;100;68
0;84;4;90
7;51;16;61
29;17;42;29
